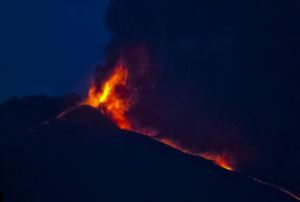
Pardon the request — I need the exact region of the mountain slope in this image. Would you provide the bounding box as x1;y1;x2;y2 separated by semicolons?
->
0;99;298;202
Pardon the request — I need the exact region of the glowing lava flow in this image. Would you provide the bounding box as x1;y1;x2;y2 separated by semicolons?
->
159;138;234;171
254;178;300;201
199;152;234;171
85;64;132;130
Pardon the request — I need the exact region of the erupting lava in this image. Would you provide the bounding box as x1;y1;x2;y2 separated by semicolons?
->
85;62;235;171
84;61;300;201
85;63;132;130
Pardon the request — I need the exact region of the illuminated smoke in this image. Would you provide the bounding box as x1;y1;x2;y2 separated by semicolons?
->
83;0;300;199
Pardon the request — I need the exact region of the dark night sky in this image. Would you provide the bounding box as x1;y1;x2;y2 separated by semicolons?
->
0;0;110;102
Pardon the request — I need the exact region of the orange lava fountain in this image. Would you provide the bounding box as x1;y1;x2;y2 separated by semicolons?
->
85;63;132;130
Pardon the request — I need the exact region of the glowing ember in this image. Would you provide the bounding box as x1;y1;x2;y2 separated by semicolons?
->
85;63;132;130
199;152;234;171
160;138;191;154
160;138;234;171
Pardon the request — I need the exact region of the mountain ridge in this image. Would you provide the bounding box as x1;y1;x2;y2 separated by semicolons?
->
0;96;298;202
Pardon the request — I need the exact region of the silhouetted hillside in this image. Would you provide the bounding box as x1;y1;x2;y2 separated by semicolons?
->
0;97;297;202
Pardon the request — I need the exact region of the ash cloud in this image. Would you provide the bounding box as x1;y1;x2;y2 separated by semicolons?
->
98;0;300;192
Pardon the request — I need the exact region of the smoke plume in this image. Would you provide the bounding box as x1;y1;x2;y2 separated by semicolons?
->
91;0;300;192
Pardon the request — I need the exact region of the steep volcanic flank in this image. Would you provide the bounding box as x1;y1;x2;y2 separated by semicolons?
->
0;99;298;202
84;47;236;171
83;60;300;200
98;0;300;196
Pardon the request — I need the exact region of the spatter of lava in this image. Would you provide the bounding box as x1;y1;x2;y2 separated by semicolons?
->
85;63;132;130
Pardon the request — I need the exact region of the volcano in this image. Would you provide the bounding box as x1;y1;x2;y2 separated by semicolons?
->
0;96;298;202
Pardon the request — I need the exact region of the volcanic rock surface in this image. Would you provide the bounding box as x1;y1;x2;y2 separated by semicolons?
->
0;96;298;202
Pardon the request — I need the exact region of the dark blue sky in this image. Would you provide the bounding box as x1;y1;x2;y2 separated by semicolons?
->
0;0;111;102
